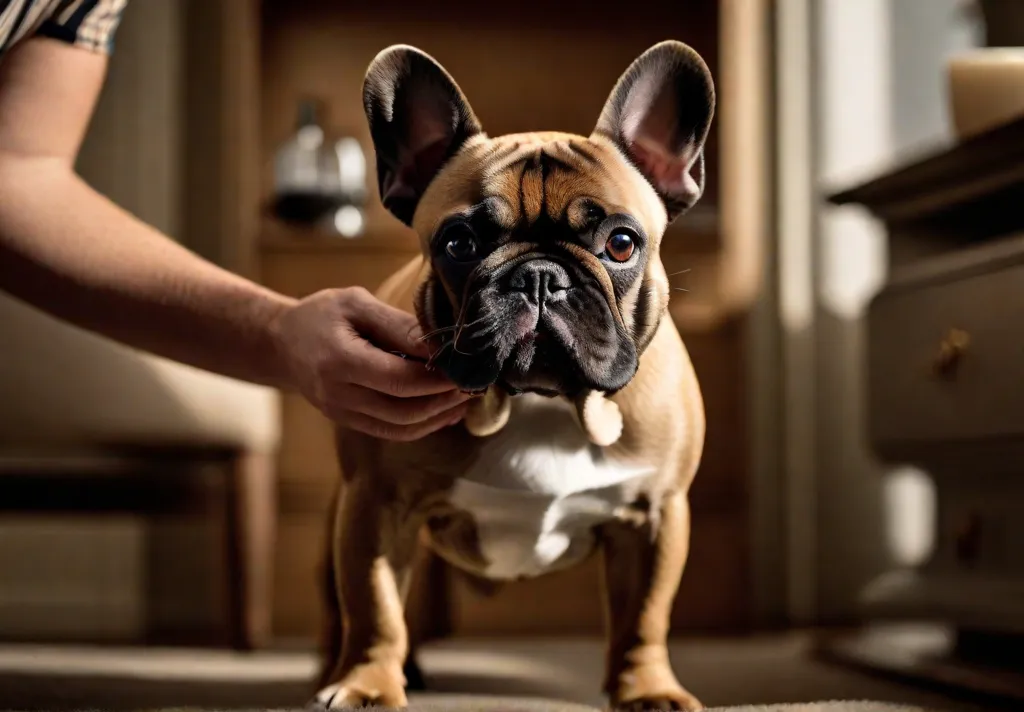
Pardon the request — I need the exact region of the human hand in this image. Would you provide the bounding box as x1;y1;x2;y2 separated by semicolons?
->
271;287;470;441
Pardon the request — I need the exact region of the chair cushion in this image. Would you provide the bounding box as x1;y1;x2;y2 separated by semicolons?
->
0;294;280;452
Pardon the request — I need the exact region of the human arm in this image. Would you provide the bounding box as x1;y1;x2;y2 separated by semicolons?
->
0;38;468;440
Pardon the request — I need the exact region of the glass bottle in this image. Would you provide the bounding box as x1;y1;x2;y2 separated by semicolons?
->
271;99;367;237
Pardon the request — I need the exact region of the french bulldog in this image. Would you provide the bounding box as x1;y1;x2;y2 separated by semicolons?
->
314;39;714;711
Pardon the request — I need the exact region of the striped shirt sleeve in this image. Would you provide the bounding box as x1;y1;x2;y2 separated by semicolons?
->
35;0;127;55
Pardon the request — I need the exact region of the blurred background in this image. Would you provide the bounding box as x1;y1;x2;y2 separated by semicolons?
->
1;0;1022;710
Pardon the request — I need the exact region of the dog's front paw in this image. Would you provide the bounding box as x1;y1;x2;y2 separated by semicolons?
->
612;691;703;712
311;662;408;710
608;664;703;712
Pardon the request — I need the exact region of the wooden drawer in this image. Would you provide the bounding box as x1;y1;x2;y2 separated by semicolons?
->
867;246;1024;451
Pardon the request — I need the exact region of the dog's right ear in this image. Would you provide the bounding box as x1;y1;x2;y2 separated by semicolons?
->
363;45;483;226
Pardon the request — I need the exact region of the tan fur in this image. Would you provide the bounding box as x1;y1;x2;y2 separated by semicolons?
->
317;45;710;712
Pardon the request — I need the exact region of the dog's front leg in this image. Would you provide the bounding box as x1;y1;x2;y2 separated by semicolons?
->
314;478;420;710
601;489;702;712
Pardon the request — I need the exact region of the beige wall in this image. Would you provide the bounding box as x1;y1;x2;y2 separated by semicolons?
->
75;0;184;241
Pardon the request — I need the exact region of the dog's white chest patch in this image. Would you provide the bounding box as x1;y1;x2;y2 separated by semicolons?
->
450;394;654;580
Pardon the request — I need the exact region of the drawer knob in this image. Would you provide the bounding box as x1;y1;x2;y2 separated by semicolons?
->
954;511;983;567
931;328;970;379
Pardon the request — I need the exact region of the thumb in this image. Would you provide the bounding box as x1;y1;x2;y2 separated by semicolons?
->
345;291;432;361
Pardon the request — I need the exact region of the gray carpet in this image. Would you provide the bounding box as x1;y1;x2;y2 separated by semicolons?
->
157;704;931;712
0;635;996;712
118;703;939;712
317;701;936;712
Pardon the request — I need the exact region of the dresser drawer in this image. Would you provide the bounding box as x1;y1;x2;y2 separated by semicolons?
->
867;257;1024;448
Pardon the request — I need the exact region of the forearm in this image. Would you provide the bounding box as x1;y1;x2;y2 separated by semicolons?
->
0;156;298;389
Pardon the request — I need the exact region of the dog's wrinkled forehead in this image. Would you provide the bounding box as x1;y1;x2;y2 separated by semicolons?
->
362;41;714;240
412;131;668;243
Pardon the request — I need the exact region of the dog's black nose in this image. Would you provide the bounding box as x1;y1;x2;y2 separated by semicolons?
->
508;260;571;305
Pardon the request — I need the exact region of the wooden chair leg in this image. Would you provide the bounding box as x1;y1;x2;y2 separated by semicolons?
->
225;449;276;650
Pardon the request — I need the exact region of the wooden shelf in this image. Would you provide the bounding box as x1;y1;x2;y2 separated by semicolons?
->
827;116;1024;271
259;218;420;254
828;116;1024;222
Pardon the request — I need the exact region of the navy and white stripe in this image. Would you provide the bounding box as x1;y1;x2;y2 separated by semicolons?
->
0;0;127;58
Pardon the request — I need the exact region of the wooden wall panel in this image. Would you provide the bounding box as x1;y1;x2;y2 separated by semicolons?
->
183;0;262;278
77;0;182;240
274;513;330;638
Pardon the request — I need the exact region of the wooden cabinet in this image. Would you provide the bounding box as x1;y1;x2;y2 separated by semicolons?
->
826;117;1024;703
835;116;1024;472
208;0;771;643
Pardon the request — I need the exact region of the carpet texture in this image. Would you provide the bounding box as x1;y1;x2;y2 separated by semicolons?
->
374;699;933;711
0;637;979;711
124;701;936;712
396;701;935;711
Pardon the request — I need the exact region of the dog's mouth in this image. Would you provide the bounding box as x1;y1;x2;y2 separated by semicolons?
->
500;323;572;395
436;302;630;398
451;327;570;397
420;254;640;397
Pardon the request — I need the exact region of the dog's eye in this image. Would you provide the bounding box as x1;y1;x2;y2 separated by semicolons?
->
444;228;479;262
605;232;635;262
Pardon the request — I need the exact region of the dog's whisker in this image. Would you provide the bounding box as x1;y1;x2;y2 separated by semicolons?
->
449;294;479;350
454;316;472;346
426;339;454;369
419;324;459;341
460;314;491;332
451;309;498;352
672;287;689;293
425;311;502;348
454;291;474;325
667;268;691;277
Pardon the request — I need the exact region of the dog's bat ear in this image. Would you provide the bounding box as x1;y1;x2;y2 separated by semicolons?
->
592;41;715;223
363;45;483;226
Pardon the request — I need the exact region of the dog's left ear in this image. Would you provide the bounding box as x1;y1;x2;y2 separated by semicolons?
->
363;45;483;226
593;41;715;223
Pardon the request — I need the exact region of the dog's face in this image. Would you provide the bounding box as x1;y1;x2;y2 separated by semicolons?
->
363;42;714;397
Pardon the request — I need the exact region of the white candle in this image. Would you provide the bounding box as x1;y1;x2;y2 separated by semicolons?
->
948;48;1024;139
